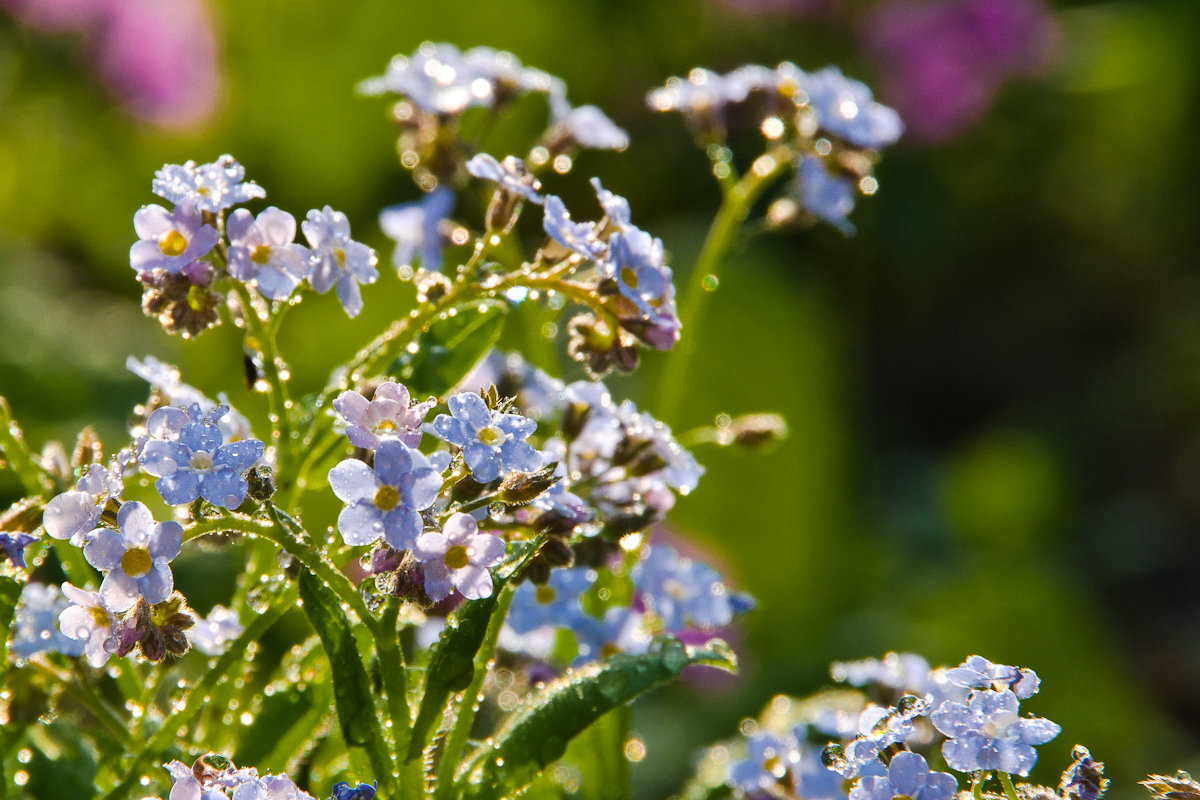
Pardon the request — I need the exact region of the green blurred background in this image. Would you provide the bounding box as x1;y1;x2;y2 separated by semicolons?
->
2;0;1199;797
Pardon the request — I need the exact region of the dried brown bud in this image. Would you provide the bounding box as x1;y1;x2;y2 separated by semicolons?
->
1143;773;1200;800
71;427;104;470
499;464;559;505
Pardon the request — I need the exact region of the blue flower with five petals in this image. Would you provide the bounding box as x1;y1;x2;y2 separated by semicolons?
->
433;392;541;483
141;405;264;509
328;440;442;550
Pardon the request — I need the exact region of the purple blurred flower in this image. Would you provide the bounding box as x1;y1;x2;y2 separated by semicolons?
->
865;0;1057;143
1;0;221;128
0;531;37;568
379;187;455;273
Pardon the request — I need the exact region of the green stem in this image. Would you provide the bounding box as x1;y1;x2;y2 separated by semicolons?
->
230;281;295;481
656;147;791;425
433;583;515;799
0;396;54;496
378;598;411;744
972;772;985;800
100;586;297;800
998;771;1020;800
29;662;134;749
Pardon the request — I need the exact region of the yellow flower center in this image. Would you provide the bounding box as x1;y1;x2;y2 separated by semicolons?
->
121;547;153;578
90;607;110;627
334;248;347;268
478;425;504;446
251;244;273;264
158;229;188;257
189;450;213;472
374;419;398;432
535;585;557;605
444;544;470;570
374;486;400;511
621;266;639;289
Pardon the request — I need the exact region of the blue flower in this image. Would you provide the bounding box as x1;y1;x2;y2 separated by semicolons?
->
433;392;541;483
831;653;933;694
646;68;752;118
83;501;182;612
543;195;605;260
190;605;243;656
226;206;310;301
932;689;1061;776
332;782;378;800
632;543;751;632
302;206;379;318
152;154;266;213
728;731;800;794
140;404;264;509
506;566;596;634
946;654;1040;699
850;752;957;800
130;198;220;274
10;582;86;659
0;531;36;568
572;606;651;665
798;156;857;235
800;67;904;150
43;461;126;547
328;440;442;550
58;582;117;668
466;154;543;204
548;105;629;150
379;187;455;273
359;43;495;115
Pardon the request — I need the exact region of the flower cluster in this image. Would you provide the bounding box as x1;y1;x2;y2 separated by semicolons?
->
649;62;902;234
132;154;379;329
714;654;1069;800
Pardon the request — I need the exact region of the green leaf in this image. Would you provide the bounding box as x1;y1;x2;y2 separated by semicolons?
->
456;637;737;800
406;585;505;762
389;300;507;398
232;679;323;768
0;576;21;684
297;569;395;782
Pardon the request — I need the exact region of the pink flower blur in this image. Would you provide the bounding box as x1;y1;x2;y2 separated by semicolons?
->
865;0;1058;143
0;0;220;129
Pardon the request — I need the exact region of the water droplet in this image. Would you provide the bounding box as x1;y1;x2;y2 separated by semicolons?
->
597;669;627;701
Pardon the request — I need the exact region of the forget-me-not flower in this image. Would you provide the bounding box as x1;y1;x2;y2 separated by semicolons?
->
226;206;310;301
328;440;441;550
334;380;434;451
190;604;243;656
798;156;857;235
850;752;957;800
10;582;86;659
728;730;800;794
379;187;455;273
140;404;264;509
152;154;266;213
946;654;1040;699
303;206;379;317
931;688;1061;775
506;566;596;634
467;154;543;204
413;512;506;602
543;195;605;260
800;67;904;150
58;582;117;668
332;781;378;800
130;198;220;274
433;392;541;483
83;501;182;612
43;461;125;547
0;531;36;568
548;105;629;150
633;543;750;632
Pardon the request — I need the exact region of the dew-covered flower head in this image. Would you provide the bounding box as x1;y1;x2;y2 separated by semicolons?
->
140;404;264;509
433;392;541;483
800;67;904;150
633;543;751;632
329;440;442;551
151;154;266;213
413;511;506;602
190;605;243;656
226;206;310;301
43;461;125;547
334;381;435;451
796;155;857;235
58;582;118;668
83;501;182;612
506;566;596;635
130;198;220;274
11;582;86;659
849;751;957;800
302;206;379;317
467;154;543;204
547;105;630;151
931;688;1061;776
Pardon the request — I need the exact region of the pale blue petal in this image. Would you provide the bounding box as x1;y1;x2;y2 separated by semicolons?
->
383;508;422;551
338;503;385;546
138;563;174;605
200;470;249;509
140;440;188;477
374;440;415;485
500;439;540;473
406;467;442;511
433;414;472;446
149;521;183;562
463;442;501;483
495;414;536;439
157;471;201;506
214;439;263;471
84;529;126;571
448;392;491;431
100;571;140;613
328;459;378;503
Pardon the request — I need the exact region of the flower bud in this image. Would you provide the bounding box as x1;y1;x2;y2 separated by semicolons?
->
71;427;104;470
730;413;789;449
499;464;560;505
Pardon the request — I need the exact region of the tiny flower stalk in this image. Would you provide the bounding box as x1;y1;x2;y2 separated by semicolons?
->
656;143;792;425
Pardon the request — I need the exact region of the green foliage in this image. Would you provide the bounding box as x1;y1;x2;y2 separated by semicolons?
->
456;638;737;800
390;300;508;398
